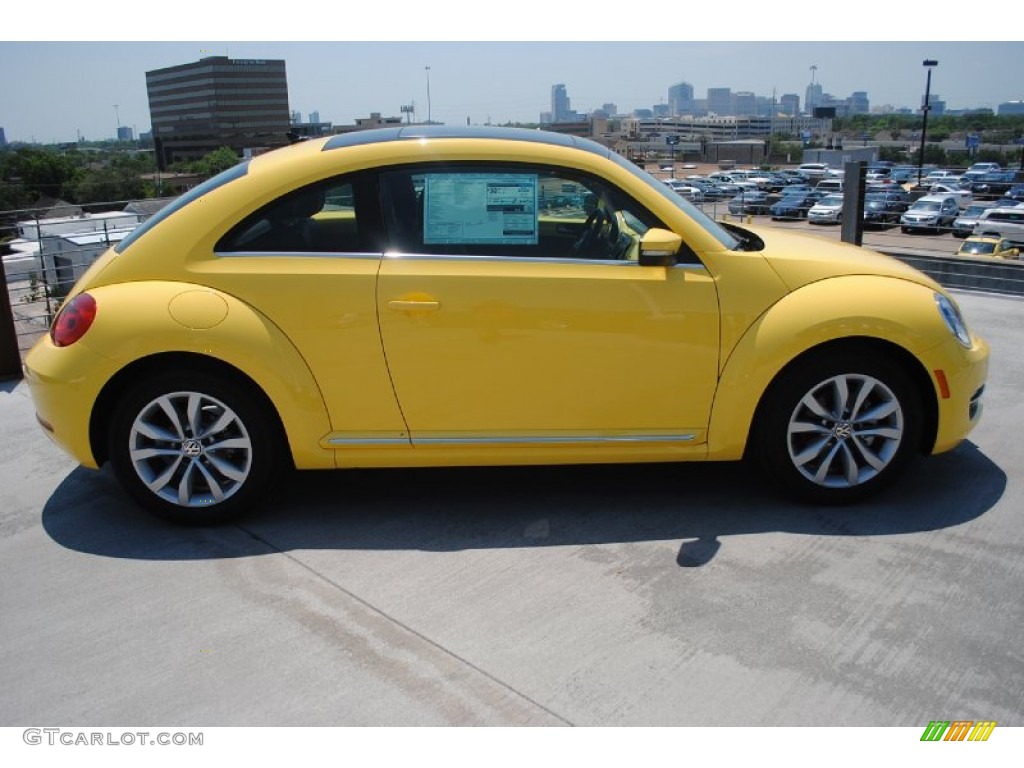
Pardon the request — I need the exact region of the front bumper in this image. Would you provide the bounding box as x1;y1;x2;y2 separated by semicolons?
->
922;332;990;454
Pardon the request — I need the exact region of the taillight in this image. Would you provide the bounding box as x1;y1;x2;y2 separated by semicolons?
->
50;293;97;347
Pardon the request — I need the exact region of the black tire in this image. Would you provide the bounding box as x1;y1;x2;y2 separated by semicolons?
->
753;349;922;504
108;370;282;524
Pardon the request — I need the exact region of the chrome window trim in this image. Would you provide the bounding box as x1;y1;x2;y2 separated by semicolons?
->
213;250;383;259
381;252;706;269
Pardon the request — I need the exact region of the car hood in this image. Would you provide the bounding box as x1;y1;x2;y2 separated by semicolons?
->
738;224;942;292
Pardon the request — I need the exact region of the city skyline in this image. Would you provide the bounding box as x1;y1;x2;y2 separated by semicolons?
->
1;41;1022;144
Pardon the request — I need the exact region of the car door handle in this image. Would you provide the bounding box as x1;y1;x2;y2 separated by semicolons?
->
388;299;441;312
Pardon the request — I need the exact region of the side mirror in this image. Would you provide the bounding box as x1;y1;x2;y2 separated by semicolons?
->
638;228;683;267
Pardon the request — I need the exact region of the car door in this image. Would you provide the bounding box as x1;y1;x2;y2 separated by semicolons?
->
375;163;721;448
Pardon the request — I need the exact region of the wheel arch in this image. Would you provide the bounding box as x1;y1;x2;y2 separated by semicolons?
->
744;337;938;461
89;352;295;468
706;276;949;462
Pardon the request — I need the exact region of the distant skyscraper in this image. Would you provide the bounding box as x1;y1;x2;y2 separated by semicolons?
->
848;91;870;115
146;56;290;170
116;126;134;141
291;110;302;124
734;91;756;116
780;93;800;116
805;82;823;114
707;88;732;115
668;82;695;115
0;126;6;147
551;84;572;122
309;110;320;124
602;103;618;116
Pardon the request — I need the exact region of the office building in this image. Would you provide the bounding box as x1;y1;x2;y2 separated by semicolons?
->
146;56;290;169
668;82;695;115
551;84;573;123
707;88;732;116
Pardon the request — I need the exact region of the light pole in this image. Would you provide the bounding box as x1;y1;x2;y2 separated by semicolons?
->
424;66;432;125
916;59;938;187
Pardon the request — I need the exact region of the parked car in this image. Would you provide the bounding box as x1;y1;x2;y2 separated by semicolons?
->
929;183;973;207
972;206;1024;244
770;191;824;220
662;179;704;202
1001;184;1024;204
815;179;845;195
956;235;1019;259
22;125;989;523
951;202;997;238
727;190;771;215
796;162;830;180
900;195;961;233
807;194;845;224
863;192;910;226
969;171;1024;199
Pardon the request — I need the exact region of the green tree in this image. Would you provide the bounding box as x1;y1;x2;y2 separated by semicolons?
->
1;146;80;200
71;153;154;204
170;147;241;178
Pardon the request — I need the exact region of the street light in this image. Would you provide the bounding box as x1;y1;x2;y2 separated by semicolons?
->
916;59;939;187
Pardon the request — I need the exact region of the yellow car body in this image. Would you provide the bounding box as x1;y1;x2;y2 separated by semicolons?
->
24;128;989;523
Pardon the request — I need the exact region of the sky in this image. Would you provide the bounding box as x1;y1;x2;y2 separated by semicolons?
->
2;6;1022;144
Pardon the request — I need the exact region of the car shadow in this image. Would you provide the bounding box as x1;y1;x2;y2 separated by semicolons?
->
42;442;1005;568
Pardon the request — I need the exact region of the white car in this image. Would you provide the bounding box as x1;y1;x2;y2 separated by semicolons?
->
661;179;704;202
930;183;973;207
807;194;844;224
973;206;1024;243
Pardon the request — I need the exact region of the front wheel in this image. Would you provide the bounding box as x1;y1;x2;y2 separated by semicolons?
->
753;351;921;504
109;371;283;524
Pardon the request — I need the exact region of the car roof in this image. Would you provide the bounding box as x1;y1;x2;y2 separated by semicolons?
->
320;125;609;157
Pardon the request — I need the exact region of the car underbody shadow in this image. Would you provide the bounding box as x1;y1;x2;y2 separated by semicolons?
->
41;440;1005;569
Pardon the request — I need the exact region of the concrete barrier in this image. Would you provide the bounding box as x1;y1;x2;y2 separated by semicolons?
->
884;251;1024;296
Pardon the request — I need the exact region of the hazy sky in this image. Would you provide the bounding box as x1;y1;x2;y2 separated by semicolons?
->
2;9;1022;144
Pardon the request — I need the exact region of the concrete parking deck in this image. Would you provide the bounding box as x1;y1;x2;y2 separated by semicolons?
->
1;290;1022;726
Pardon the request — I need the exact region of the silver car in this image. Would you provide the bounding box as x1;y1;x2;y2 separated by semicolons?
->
952;202;996;238
900;195;960;234
807;194;844;224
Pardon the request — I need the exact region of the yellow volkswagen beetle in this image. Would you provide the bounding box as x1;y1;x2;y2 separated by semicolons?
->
24;127;989;523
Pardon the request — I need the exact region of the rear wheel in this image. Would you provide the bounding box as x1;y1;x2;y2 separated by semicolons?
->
109;371;282;524
753;350;921;503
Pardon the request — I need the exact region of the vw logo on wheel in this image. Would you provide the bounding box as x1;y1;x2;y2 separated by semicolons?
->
834;422;854;440
182;439;203;458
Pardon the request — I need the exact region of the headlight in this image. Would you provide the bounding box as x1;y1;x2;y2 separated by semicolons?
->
935;293;972;348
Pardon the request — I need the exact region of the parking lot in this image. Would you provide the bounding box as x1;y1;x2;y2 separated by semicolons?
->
1;289;1022;727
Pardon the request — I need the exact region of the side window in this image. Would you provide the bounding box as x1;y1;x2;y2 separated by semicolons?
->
380;165;662;262
217;175;380;254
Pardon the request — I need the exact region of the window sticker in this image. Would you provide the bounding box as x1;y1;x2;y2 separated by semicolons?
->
423;173;538;245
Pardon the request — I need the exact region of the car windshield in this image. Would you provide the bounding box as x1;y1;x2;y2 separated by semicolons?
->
961;242;996;254
820;196;843;206
611;152;739;250
961;206;990;217
913;201;941;212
